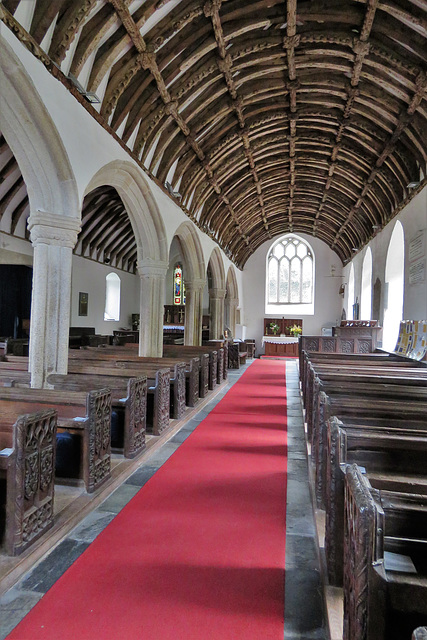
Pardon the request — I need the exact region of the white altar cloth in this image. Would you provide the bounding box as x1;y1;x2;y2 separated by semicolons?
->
262;336;299;345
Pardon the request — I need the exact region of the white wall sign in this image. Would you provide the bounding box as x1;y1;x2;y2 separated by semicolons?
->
409;230;425;263
409;258;425;285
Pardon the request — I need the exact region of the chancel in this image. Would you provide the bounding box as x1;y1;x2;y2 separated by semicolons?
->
0;1;426;639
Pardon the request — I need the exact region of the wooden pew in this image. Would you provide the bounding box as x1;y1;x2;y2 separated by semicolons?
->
68;352;185;421
77;347;200;408
64;363;170;436
164;343;228;385
0;409;57;555
228;341;248;368
0;387;111;493
163;345;221;390
325;417;427;586
343;465;427;640
313;386;427;508
0;370;147;460
47;374;147;459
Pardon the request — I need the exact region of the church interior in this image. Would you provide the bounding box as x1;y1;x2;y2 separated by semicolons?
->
0;1;427;638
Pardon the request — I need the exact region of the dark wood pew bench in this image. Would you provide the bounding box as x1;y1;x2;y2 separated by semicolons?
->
76;347;198;410
47;374;147;459
68;351;185;422
313;388;427;508
0;387;112;493
344;464;427;640
325;416;427;586
228;342;248;369
163;344;218;390
65;362;170;436
0;409;57;555
0;370;147;460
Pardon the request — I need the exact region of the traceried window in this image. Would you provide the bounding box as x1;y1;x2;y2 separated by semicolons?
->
104;272;120;321
267;236;313;305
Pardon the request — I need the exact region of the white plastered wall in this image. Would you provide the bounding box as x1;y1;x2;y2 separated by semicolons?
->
343;187;427;328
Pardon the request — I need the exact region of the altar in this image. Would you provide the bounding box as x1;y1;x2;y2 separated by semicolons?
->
261;335;299;357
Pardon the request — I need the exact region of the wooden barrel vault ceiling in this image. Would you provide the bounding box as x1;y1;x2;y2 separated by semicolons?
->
1;0;426;270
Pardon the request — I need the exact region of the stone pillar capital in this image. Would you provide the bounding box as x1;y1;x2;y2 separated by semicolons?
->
137;257;169;278
185;278;206;292
28;211;81;248
209;287;227;300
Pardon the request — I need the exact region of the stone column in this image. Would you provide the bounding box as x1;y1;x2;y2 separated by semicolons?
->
184;278;205;345
228;297;239;337
28;212;80;388
137;258;168;357
209;288;226;339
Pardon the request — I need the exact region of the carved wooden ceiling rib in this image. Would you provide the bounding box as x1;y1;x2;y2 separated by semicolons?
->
1;0;426;268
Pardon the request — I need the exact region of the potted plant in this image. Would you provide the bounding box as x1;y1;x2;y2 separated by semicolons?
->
289;324;302;337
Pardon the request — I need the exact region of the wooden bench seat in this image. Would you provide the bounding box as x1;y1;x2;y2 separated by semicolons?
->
228;342;248;369
65;363;170;436
0;370;147;460
78;347;200;408
67;353;185;422
163;344;219;390
0;409;57;555
344;465;427;640
0;387;111;493
313;386;427;508
47;374;147;459
325;417;427;585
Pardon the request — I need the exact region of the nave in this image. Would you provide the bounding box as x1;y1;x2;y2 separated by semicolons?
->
0;359;329;640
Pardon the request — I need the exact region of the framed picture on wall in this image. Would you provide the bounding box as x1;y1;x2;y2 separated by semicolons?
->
79;292;88;316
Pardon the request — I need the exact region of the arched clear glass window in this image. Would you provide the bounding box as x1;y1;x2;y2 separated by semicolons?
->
347;263;355;319
383;221;405;351
267;235;314;309
104;272;121;321
360;248;372;320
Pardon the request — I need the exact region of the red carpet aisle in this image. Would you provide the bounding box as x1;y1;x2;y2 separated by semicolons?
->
8;360;288;640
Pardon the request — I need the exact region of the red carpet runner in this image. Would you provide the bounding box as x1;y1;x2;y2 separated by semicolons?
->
9;359;287;639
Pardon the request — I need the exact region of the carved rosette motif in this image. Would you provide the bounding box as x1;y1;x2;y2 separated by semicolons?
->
10;410;57;555
340;339;354;353
176;363;186;418
323;338;335;353
306;338;320;352
358;340;371;354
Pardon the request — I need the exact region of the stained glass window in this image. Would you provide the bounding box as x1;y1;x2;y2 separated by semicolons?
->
173;264;183;305
267;236;313;304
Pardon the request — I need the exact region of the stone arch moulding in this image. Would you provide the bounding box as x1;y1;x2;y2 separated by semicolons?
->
84;160;168;266
207;247;226;291
226;265;239;302
173;221;206;283
0;34;79;218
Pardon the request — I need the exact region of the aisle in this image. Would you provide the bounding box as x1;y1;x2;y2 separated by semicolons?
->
5;360;288;640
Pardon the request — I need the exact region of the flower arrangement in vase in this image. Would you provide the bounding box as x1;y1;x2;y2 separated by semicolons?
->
289;324;302;337
269;322;280;335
